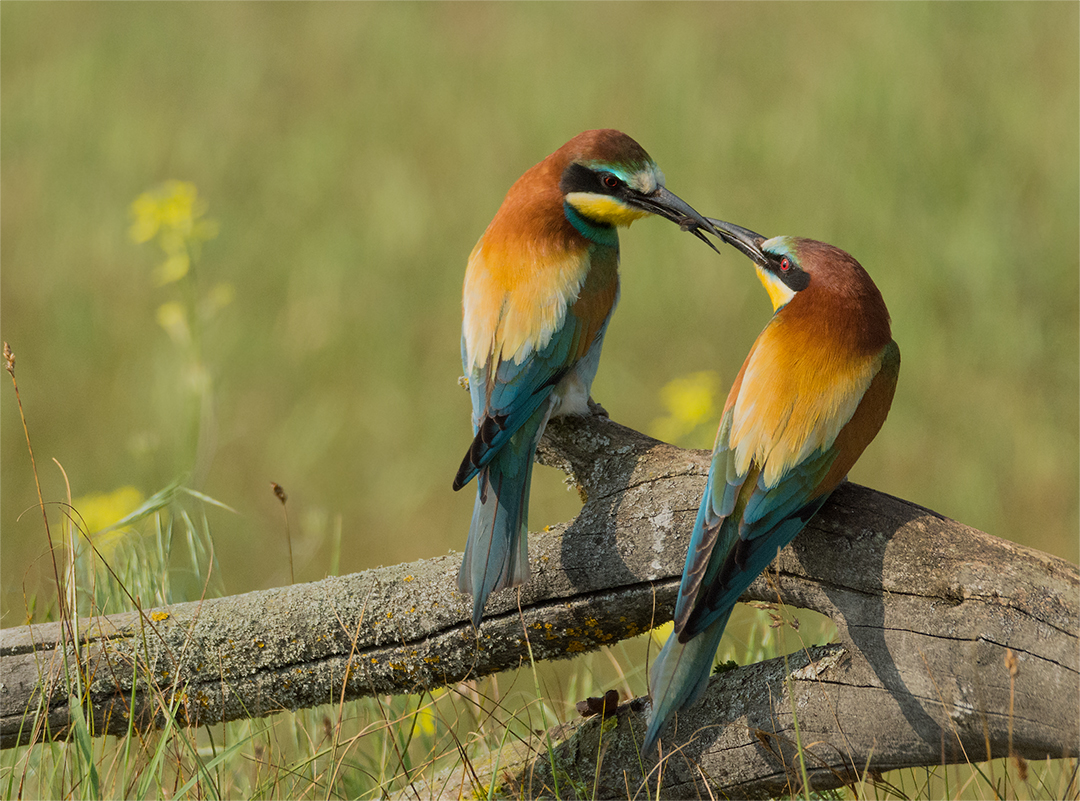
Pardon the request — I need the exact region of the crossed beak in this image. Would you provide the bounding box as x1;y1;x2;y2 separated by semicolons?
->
701;217;770;267
626;188;724;254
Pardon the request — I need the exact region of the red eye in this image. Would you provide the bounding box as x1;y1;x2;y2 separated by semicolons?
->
779;256;791;272
603;174;619;189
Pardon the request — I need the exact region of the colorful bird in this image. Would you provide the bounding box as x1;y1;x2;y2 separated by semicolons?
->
453;129;720;629
644;218;899;752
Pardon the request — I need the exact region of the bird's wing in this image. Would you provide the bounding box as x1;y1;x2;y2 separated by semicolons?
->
454;243;605;491
452;322;579;490
674;340;899;639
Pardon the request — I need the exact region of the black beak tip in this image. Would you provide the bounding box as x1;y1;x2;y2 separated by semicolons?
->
691;226;723;255
677;215;723;255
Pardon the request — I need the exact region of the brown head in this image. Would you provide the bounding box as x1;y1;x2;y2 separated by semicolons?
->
483;130;720;252
706;218;893;356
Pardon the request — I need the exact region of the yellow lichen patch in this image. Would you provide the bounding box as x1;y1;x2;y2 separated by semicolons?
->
404;575;414;582
530;621;558;640
151;611;170;622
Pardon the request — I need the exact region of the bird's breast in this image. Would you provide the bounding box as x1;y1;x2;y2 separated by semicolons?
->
462;237;611;373
728;319;885;488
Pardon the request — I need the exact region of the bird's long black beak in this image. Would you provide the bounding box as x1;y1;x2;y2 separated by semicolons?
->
628;188;724;254
699;216;770;268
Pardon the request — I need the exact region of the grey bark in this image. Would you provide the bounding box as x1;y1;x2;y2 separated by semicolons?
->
1;415;1076;798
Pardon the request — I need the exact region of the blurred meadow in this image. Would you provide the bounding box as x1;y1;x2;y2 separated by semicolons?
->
0;3;1078;795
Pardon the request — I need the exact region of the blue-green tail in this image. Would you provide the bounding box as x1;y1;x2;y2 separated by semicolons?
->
457;403;549;628
643;610;731;753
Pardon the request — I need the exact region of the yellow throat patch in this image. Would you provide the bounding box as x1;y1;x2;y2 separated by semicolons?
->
755;263;797;311
564;193;650;228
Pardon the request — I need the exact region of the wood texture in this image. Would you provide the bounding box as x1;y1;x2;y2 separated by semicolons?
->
1;414;1076;799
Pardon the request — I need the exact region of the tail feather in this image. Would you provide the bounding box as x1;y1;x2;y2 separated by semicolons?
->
457;402;550;628
643;611;731;753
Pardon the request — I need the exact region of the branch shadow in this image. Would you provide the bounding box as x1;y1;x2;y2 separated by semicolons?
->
539;413;680;597
792;482;953;757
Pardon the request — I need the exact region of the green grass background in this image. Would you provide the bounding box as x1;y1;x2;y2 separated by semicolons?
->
2;2;1077;616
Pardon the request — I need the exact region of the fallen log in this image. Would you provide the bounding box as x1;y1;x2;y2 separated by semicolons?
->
1;415;1076;799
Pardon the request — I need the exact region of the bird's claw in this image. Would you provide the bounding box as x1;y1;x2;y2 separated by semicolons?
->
587;397;610;418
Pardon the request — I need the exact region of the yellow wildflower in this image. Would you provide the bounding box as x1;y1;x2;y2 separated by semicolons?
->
410;704;437;738
73;486;145;559
203;282;235;315
650;371;721;446
129;193;164;244
155;252;190;286
156;301;190;345
129;181;218;285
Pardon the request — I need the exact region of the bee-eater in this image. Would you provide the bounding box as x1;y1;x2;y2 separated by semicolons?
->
643;218;899;752
453;129;719;629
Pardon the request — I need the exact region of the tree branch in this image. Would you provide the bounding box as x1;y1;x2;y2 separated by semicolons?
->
2;415;1076;798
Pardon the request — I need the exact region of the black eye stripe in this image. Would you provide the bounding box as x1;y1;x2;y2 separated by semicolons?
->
767;252;810;292
559;163;627;197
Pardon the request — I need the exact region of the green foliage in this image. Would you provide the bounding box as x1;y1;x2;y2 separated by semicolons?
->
0;4;1076;800
2;3;1076;609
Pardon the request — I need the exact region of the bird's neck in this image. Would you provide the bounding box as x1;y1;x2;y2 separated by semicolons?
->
780;285;893;357
563;201;620;248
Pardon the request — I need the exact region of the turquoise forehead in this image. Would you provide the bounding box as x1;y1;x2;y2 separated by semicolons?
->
583;159;664;192
763;236;799;260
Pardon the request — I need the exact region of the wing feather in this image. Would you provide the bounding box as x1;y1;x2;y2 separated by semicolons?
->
455;242;618;490
676;338;898;640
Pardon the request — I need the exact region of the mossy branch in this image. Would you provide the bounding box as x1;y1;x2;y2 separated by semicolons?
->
2;415;1076;798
